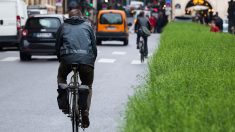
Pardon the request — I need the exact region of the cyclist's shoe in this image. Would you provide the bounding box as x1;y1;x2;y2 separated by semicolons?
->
136;45;139;49
81;110;90;128
62;109;69;114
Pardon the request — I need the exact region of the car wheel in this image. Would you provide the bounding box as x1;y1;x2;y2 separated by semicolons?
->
124;39;128;46
96;39;102;45
20;52;31;61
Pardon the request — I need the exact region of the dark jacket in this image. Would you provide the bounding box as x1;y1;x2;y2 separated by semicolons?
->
134;16;151;33
56;16;97;67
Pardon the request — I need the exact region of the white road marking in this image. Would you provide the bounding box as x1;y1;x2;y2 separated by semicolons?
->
97;58;116;63
33;56;57;59
0;57;19;62
112;51;126;55
102;41;123;44
131;60;147;64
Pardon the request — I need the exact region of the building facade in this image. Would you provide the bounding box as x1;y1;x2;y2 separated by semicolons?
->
25;0;57;13
172;0;229;20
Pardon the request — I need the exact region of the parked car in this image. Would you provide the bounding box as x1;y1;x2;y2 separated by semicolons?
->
19;14;64;61
96;10;129;45
0;0;28;49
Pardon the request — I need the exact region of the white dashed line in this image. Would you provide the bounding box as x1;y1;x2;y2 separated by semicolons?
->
131;60;147;64
112;51;126;55
97;58;116;63
0;57;19;62
33;56;57;59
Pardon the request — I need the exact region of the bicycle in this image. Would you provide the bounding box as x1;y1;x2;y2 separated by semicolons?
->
67;63;89;132
138;36;145;63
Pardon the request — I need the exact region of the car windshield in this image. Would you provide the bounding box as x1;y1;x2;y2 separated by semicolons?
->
100;13;123;24
26;17;61;29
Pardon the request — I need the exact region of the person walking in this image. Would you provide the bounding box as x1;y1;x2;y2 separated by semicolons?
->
149;13;157;33
55;8;97;128
213;12;223;32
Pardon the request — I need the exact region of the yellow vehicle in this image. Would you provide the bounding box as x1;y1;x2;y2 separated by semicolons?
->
96;10;129;45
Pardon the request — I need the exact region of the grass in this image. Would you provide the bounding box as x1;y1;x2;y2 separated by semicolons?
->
122;22;235;132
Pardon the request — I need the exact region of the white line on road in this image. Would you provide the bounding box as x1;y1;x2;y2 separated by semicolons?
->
97;58;116;63
131;60;147;64
112;51;126;55
33;56;57;59
0;57;19;62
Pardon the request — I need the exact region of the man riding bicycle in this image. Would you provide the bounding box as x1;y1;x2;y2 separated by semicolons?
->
134;11;151;58
55;8;97;128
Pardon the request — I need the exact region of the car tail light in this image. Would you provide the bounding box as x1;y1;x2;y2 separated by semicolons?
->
22;29;28;37
17;16;21;30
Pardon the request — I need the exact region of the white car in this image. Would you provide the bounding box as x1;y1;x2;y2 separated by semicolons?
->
0;0;28;48
129;1;144;9
223;19;228;33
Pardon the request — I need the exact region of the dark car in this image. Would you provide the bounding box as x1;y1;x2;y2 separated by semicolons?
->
174;15;193;22
19;14;64;61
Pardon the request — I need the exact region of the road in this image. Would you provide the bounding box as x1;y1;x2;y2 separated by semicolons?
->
0;34;160;132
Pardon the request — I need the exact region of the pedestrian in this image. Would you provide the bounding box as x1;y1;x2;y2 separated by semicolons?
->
213;12;223;32
55;8;97;128
210;20;220;32
156;12;164;33
149;13;157;33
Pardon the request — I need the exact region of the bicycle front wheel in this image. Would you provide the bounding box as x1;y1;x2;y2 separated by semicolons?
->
70;92;79;132
140;52;144;63
72;107;79;132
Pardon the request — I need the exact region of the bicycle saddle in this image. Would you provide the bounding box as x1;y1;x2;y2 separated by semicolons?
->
70;63;79;69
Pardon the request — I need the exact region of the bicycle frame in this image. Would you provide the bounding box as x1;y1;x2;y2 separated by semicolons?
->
67;64;90;132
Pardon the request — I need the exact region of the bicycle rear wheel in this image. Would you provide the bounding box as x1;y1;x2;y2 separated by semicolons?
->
139;42;145;63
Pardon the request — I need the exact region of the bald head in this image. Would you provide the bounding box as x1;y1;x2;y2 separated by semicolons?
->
69;9;82;18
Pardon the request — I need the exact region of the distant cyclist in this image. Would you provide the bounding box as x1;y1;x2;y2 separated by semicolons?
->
134;11;151;58
55;8;97;128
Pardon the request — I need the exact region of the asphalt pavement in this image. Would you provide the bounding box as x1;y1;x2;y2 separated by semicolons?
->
0;33;160;132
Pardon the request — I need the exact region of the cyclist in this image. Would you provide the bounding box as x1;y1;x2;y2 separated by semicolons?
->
134;11;151;58
55;8;97;128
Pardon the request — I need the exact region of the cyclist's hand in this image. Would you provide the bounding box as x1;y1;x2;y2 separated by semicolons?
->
135;30;138;33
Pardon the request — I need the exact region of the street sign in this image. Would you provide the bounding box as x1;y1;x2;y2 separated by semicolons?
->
166;0;171;7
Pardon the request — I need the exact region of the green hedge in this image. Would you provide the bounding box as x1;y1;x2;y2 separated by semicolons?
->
122;22;235;132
